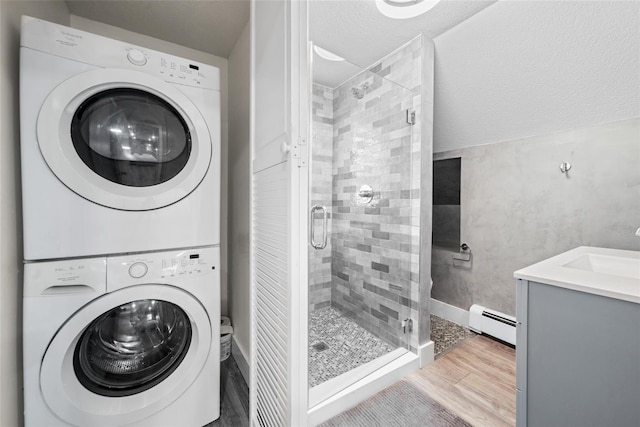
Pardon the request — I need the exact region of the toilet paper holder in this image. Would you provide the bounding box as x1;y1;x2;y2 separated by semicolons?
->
453;242;471;262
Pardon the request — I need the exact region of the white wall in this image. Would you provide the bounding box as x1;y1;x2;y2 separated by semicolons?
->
0;3;70;425
69;15;231;315
227;22;251;381
433;0;640;153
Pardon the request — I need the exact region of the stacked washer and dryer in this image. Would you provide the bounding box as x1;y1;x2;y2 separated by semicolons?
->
20;17;221;426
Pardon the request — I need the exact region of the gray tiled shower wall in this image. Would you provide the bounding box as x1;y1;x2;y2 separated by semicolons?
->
309;84;334;312
310;38;422;350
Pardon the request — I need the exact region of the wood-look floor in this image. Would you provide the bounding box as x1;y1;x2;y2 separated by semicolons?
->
406;335;516;427
206;356;250;427
210;335;515;427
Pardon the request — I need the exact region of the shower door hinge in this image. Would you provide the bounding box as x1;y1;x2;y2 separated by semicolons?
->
292;137;307;167
402;318;413;334
406;110;416;126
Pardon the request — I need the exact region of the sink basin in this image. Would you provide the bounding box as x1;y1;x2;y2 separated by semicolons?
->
564;254;640;280
515;247;640;304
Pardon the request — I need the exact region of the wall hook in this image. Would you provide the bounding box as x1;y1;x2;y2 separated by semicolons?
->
559;162;572;174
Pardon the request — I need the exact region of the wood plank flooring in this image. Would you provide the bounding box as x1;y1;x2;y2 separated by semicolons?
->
406;335;516;427
205;356;250;427
208;335;515;427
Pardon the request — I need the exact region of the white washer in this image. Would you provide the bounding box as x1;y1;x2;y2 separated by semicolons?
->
23;246;220;427
19;16;220;260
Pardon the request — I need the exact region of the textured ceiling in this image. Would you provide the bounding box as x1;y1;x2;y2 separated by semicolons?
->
433;0;640;152
65;0;495;87
65;0;250;58
310;0;496;87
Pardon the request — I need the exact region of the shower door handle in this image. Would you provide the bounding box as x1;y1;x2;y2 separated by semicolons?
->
310;205;328;250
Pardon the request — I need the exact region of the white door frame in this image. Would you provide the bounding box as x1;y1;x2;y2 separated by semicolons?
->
250;0;309;425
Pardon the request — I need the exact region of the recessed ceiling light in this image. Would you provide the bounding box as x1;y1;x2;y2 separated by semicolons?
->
313;45;345;62
375;0;441;20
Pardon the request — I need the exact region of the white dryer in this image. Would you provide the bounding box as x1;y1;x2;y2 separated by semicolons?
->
20;16;220;260
23;246;220;426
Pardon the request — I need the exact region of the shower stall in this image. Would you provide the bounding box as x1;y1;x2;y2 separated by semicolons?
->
308;38;425;407
250;2;434;424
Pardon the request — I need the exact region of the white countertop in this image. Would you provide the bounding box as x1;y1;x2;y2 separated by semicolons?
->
514;246;640;304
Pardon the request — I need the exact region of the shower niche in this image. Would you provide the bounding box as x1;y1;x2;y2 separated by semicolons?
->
432;157;461;250
308;38;425;405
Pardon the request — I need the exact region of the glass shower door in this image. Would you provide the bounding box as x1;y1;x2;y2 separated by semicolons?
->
308;46;418;399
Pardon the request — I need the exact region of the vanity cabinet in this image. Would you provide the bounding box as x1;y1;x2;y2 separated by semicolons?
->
515;279;640;427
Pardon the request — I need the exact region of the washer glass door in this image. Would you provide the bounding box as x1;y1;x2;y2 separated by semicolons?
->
40;284;212;426
71;89;191;187
74;299;191;397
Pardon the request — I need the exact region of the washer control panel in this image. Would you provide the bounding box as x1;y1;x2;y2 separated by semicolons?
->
107;247;219;291
160;252;209;278
128;261;148;278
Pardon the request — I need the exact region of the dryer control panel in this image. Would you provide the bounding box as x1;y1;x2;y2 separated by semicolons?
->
21;16;220;91
107;246;219;292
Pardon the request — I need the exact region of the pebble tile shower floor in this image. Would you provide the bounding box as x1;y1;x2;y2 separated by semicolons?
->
308;309;476;388
430;314;476;356
309;307;395;388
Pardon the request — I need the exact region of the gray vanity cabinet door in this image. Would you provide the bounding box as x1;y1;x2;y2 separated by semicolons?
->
517;279;640;427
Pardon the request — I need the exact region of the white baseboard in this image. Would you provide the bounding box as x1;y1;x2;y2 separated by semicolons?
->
419;341;434;368
231;336;250;386
430;298;469;327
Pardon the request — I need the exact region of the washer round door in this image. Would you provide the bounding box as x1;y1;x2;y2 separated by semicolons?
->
40;285;212;426
37;68;212;211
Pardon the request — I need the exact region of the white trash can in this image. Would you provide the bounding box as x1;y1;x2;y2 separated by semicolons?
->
220;316;233;362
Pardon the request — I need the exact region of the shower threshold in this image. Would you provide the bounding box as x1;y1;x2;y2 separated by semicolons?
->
308;348;418;425
309;346;407;407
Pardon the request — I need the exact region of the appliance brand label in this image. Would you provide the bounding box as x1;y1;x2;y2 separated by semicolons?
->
55;30;83;48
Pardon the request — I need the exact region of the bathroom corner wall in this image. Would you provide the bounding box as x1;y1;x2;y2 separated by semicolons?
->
309;84;334;311
431;118;640;316
329;37;423;349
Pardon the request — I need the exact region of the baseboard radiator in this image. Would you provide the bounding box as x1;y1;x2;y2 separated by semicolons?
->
468;304;516;346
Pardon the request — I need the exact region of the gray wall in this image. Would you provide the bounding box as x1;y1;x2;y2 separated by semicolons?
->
432;119;640;316
0;3;70;425
430;1;640;317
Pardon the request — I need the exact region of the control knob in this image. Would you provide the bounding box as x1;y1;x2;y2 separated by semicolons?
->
127;49;147;66
129;262;148;279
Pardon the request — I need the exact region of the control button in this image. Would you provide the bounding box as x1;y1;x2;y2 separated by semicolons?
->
127;49;147;66
129;262;148;278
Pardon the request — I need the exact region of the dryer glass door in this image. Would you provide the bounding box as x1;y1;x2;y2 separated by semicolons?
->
73;299;192;397
37;68;215;211
71;89;191;187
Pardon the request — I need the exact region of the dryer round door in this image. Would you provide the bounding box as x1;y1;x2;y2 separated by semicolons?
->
37;68;212;211
40;284;212;426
